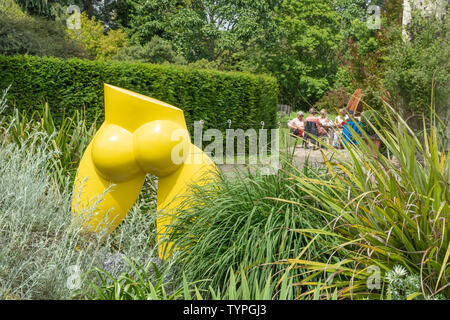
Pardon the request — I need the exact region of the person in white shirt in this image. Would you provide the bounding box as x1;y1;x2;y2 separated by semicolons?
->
318;109;333;143
319;109;333;127
333;108;349;148
335;108;349;126
287;111;305;137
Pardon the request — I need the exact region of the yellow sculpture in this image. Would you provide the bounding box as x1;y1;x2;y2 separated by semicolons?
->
71;84;217;259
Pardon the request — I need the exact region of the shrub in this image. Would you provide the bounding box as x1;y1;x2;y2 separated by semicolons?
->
314;87;350;113
87;257;187;300
0;2;85;58
3;102;97;187
360;109;391;139
66;12;127;60
0;0;28;19
384;11;450;121
0;55;279;137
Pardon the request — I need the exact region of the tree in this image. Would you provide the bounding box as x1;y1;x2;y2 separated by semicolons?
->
333;0;392;109
265;0;342;107
13;0;129;26
0;0;85;58
66;12;127;59
113;36;186;64
172;0;281;62
127;0;179;45
128;0;281;63
384;7;450;120
105;0;137;29
13;0;85;19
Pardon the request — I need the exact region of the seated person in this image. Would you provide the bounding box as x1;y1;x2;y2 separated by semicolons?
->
318;109;333;142
305;108;326;136
333;108;349;148
334;108;349;127
287;111;305;137
319;109;332;128
342;110;362;146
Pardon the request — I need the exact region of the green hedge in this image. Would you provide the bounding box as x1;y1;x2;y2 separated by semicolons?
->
0;55;278;135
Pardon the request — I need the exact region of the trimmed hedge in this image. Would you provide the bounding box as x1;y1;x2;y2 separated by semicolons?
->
0;55;278;135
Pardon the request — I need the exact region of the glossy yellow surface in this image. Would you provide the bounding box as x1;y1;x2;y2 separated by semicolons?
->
71;84;217;259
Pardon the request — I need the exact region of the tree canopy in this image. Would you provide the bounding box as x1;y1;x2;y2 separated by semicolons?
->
2;0;448;112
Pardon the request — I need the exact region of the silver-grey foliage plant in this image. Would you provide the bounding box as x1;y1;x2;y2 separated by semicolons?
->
0;87;165;299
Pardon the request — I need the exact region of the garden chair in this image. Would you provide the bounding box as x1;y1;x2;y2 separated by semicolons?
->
347;88;363;114
303;121;319;149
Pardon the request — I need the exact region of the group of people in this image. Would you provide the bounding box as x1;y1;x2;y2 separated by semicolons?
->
287;107;361;148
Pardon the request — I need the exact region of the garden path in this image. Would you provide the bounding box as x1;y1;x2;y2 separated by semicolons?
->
218;146;349;176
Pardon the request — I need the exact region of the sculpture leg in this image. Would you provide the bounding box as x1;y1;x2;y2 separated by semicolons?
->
156;144;217;259
71;142;146;233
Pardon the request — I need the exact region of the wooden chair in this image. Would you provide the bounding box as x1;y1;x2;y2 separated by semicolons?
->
347;88;363;114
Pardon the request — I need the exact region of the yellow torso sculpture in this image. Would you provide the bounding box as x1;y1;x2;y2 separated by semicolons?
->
71;84;217;259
